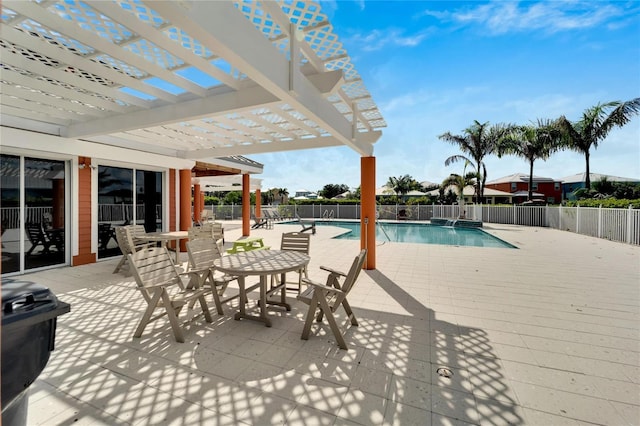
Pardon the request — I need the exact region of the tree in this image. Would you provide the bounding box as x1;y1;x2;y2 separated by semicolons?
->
439;120;508;203
558;98;640;190
386;175;420;200
499;119;563;200
277;187;289;203
440;162;478;219
319;184;349;199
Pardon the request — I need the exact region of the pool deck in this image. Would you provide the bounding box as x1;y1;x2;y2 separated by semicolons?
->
14;221;640;425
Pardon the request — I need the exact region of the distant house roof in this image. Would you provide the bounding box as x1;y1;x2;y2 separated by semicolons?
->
486;173;557;184
375;186;426;197
511;190;545;197
376;186;396;196
426;186;513;197
559;172;639;184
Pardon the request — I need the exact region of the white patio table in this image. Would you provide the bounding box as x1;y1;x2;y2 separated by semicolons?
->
214;249;310;327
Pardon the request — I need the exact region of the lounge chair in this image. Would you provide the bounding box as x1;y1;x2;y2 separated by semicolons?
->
298;249;367;350
25;222;63;255
251;213;269;229
128;247;212;342
295;214;316;234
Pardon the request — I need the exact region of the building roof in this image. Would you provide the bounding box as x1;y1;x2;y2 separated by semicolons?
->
426;186;513;197
559;172;639;184
375;186;426;197
511;190;545;197
486;173;557;184
0;0;385;164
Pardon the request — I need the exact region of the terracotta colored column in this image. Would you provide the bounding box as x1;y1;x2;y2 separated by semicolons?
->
72;156;96;265
194;182;201;224
361;156;376;269
179;169;192;251
255;189;261;218
242;174;250;236
200;188;205;218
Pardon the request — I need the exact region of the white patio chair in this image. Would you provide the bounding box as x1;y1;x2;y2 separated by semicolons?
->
298;249;367;350
271;232;311;294
185;237;240;314
128;246;212;343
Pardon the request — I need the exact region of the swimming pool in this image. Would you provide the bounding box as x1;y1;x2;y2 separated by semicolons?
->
313;221;516;248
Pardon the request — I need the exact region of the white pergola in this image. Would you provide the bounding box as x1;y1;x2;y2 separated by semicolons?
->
0;0;385;160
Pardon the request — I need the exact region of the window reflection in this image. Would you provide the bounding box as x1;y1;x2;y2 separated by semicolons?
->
1;154;21;274
98;166;163;259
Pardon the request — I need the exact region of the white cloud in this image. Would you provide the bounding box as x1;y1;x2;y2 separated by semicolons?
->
344;27;432;52
419;1;630;35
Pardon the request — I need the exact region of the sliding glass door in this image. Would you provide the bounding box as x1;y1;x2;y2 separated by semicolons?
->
97;166;163;259
1;154;67;274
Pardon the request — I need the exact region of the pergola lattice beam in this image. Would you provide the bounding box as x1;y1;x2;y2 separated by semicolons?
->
65;85;279;138
186;131;382;158
146;1;376;156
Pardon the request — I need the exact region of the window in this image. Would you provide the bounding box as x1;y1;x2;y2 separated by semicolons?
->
554;182;560;190
532;182;538;190
511;182;517;191
97;166;163;260
1;154;67;274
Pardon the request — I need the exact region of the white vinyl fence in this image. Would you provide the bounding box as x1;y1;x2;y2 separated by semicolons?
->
205;203;639;246
2;203;636;246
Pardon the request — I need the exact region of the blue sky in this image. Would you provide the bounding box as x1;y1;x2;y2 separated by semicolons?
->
252;1;640;194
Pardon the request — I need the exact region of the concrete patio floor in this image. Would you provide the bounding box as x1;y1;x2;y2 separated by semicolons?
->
12;222;640;425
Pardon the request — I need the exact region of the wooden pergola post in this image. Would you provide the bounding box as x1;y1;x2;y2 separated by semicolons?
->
361;156;376;269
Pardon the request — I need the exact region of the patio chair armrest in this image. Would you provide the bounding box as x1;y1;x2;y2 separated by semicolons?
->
143;279;184;290
319;265;347;277
302;280;345;296
181;267;210;277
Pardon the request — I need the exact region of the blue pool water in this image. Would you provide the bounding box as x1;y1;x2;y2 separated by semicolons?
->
313;221;516;248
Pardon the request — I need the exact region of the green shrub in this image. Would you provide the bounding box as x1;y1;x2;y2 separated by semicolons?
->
565;199;639;208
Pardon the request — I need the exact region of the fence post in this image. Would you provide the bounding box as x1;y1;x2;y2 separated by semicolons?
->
559;204;562;230
545;204;549;227
598;204;602;238
576;204;580;234
513;204;516;225
627;205;632;244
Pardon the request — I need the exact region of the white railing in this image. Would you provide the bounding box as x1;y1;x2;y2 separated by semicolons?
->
1;206;52;228
232;203;637;246
3;203;637;246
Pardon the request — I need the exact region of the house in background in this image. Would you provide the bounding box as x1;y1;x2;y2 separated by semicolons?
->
559;173;640;200
293;189;320;200
375;186;427;199
485;173;562;204
426;186;513;204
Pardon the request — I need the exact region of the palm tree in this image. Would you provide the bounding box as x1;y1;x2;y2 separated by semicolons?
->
558;98;640;190
439;120;509;203
440;162;478;219
277;187;289;204
386;175;415;200
500;119;563;200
